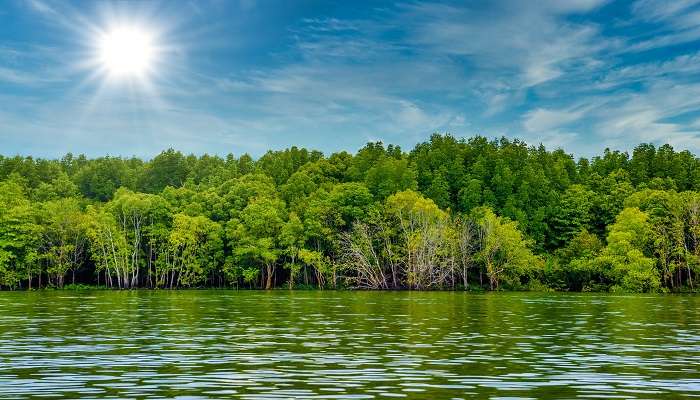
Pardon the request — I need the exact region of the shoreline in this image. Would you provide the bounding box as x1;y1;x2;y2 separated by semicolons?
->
5;285;699;294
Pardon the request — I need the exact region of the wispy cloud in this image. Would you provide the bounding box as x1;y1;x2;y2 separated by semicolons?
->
0;43;72;86
399;1;608;87
523;108;585;133
631;0;700;23
4;0;700;157
626;0;700;51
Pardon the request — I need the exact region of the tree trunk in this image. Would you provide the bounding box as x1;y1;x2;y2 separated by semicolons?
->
265;264;273;290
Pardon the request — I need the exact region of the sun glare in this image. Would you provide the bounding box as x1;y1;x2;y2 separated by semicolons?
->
98;26;155;78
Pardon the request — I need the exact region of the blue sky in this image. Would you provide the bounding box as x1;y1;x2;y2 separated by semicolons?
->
2;0;700;158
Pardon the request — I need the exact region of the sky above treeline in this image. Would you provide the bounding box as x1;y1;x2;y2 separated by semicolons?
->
2;0;700;158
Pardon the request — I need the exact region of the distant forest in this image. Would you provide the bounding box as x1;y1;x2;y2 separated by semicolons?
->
1;134;699;292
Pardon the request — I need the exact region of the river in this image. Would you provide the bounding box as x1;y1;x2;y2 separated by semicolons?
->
0;291;698;398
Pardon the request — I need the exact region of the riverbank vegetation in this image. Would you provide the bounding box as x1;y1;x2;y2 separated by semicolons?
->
1;134;700;292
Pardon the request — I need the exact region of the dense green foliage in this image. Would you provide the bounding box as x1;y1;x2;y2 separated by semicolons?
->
2;134;700;292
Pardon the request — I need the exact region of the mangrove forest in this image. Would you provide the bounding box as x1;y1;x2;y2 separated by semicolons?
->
1;134;700;292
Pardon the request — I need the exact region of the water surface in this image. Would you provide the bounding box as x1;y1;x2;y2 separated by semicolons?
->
0;291;699;398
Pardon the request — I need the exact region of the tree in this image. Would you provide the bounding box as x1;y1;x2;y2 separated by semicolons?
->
385;190;453;289
218;173;277;218
32;172;80;202
426;170;451;210
280;212;305;289
364;157;417;200
227;196;286;289
110;189;171;288
589;169;634;235
328;183;374;228
553;230;603;290
86;189;170;289
591;207;660;292
280;171;317;212
458;178;483;213
38;198;89;287
0;178;40;288
455;215;478;289
85;206;131;289
160;214;223;288
547;184;594;248
347;142;392;182
627;189;692;289
140;149;189;193
4;135;700;292
342;221;390;289
473;207;541;290
73;157;138;201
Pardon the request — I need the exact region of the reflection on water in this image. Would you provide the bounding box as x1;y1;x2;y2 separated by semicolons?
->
0;291;699;398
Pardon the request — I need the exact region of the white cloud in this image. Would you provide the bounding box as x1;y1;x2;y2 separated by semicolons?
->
399;1;608;89
9;0;700;158
626;0;700;51
632;0;700;22
523;108;584;132
584;81;700;151
594;51;700;89
527;130;579;150
25;0;58;15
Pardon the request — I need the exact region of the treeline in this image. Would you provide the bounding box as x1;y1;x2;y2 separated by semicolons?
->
1;135;700;292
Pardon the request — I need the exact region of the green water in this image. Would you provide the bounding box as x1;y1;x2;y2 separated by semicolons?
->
0;291;699;399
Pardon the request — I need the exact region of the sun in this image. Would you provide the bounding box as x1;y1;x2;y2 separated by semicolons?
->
98;26;155;78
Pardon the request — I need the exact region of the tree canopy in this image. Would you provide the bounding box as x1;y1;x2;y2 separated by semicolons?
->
1;134;700;292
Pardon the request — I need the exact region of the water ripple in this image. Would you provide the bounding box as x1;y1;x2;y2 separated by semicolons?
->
0;291;698;398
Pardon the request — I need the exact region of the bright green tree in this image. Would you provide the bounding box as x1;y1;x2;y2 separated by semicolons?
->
0;179;40;288
592;207;660;292
38;198;89;287
473;207;541;290
227;197;286;289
